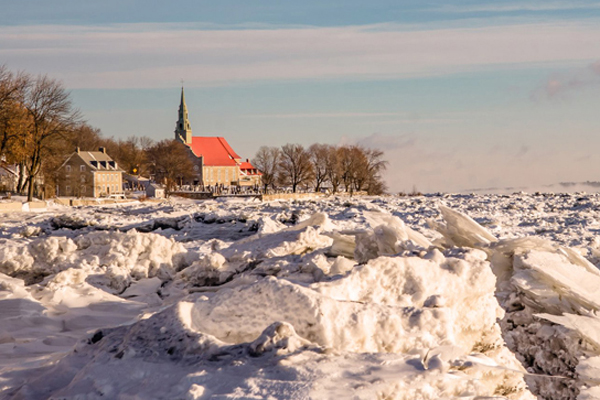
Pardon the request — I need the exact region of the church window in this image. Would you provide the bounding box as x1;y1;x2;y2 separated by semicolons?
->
80;165;85;172
65;165;71;173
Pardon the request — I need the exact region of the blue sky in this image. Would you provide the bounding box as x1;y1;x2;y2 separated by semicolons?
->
3;1;600;192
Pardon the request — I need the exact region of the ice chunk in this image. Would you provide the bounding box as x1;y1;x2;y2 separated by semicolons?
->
248;321;314;356
517;251;600;312
363;211;432;250
190;250;500;355
430;205;497;248
177;253;234;287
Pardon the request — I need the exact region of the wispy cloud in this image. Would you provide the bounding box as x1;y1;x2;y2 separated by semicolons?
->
354;133;417;151
435;1;600;13
3;21;600;89
532;60;600;100
366;117;463;125
242;112;407;119
242;111;466;125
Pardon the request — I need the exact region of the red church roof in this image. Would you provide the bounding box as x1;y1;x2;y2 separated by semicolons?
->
239;161;262;174
189;137;241;166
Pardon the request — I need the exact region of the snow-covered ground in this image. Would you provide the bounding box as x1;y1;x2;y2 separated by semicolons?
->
2;193;600;399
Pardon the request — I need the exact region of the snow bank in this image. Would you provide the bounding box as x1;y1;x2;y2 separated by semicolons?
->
0;230;189;292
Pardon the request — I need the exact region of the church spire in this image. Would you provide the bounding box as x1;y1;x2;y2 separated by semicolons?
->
175;86;192;145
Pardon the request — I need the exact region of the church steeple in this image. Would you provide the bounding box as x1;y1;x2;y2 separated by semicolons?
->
175;86;192;145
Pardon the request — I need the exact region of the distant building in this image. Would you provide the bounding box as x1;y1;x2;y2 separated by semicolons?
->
123;173;150;191
239;159;262;187
146;183;165;198
0;161;18;193
57;148;124;197
0;160;43;195
174;87;260;187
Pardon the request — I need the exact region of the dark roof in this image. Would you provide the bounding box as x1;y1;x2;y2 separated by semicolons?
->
74;151;123;172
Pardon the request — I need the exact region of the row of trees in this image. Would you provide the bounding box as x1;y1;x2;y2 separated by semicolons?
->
0;66;84;201
1;65;388;199
0;66;176;200
253;143;387;195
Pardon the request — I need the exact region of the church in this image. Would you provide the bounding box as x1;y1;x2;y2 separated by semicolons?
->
174;88;261;189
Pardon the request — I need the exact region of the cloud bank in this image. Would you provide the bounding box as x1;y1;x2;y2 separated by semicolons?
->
2;21;600;88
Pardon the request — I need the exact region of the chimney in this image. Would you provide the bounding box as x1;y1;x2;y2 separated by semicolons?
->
99;147;106;154
75;147;80;153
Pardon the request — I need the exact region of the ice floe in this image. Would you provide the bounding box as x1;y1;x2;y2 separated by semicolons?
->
2;193;600;399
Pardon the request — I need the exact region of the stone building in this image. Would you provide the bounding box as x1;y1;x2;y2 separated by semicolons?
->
174;87;260;188
57;148;124;197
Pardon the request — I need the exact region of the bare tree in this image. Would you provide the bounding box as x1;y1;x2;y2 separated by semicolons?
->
22;75;80;201
363;148;388;195
110;136;154;176
278;143;313;193
0;67;31;194
252;146;280;193
308;143;331;193
350;146;370;192
63;122;103;150
146;139;194;194
335;145;388;195
325;145;343;193
337;145;358;194
0;67;29;161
